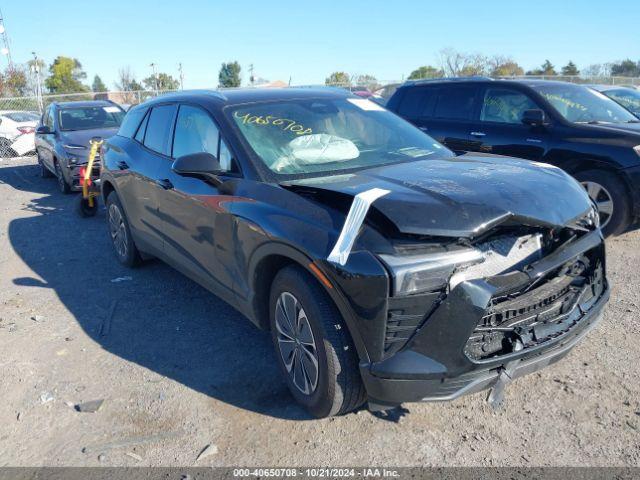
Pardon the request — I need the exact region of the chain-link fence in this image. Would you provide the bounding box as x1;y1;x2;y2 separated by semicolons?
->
1;75;639;159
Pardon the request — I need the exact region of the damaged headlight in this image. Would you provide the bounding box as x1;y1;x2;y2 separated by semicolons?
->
380;233;544;295
379;249;484;295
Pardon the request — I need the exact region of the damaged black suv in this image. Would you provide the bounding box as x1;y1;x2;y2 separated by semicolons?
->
101;88;609;417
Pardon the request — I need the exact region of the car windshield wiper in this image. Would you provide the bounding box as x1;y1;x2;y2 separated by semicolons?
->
625;119;640;123
575;120;612;125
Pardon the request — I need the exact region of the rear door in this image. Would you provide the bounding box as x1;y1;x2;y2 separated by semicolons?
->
117;104;177;253
466;86;550;160
154;103;240;297
411;84;480;153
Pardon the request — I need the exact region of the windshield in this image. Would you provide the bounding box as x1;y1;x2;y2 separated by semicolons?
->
3;112;39;123
59;106;125;131
602;88;640;117
229;97;452;176
532;83;637;124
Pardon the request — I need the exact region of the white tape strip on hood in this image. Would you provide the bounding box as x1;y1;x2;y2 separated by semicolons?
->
327;188;390;266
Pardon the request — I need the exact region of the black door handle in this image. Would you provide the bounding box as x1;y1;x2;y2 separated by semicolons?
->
117;160;129;170
155;178;174;190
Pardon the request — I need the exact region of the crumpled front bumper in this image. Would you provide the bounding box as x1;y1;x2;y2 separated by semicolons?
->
359;229;609;410
361;285;608;409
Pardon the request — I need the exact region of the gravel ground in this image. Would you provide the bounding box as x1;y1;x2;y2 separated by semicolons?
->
0;156;639;467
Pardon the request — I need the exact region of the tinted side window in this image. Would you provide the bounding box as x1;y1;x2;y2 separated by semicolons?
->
143;104;177;155
118;107;148;138
480;88;538;124
134;111;149;143
397;88;433;119
45;107;55;129
172;105;219;159
433;86;477;120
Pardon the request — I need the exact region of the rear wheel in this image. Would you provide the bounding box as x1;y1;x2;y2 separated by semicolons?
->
269;265;365;418
575;169;631;237
105;191;141;267
54;161;72;194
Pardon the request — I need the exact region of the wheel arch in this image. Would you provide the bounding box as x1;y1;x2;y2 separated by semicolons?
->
247;242;370;362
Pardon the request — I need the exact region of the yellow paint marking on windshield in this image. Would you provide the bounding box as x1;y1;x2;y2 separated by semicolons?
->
234;111;313;136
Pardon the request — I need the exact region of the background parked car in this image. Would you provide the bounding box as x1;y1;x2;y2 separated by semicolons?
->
589;85;640;118
387;78;640;236
0;110;40;158
35;100;126;193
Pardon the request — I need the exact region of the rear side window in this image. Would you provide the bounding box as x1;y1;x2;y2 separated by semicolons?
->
480;88;538;124
397;88;433;119
433;86;478;120
134;111;149;143
118;107;148;138
143;104;177;155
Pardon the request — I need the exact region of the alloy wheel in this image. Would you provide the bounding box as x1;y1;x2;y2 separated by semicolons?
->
108;203;128;259
581;181;613;230
274;292;320;396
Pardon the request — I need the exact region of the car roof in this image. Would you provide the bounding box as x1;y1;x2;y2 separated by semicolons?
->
54;100;118;109
586;84;635;92
140;87;353;110
399;77;591;89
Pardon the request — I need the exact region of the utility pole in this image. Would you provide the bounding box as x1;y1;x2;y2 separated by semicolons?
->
249;64;254;86
178;63;184;90
149;62;158;95
31;52;44;112
0;8;14;71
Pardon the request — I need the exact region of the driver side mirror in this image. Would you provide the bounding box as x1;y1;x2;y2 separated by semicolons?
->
521;109;547;127
36;125;53;135
172;152;222;178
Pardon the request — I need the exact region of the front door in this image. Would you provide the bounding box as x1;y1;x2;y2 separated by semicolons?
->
466;86;550;161
154;104;238;298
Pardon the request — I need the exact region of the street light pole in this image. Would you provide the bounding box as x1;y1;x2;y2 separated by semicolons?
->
150;62;158;95
178;63;184;90
31;52;44;113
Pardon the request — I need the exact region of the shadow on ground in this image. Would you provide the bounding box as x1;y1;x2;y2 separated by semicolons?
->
2;162;313;420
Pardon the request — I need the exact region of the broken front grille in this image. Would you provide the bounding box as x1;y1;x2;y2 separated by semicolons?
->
464;255;604;361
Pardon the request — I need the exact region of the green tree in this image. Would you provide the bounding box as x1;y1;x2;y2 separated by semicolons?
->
44;56;88;93
325;71;350;86
561;61;580;76
488;56;524;77
610;59;640;77
218;61;242;87
92;75;108;92
0;68;28;96
142;72;180;91
408;66;443;80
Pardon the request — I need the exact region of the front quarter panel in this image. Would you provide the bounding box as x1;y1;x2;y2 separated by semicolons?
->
225;179;391;362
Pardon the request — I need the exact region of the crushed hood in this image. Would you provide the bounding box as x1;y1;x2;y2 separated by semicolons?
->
284;154;593;238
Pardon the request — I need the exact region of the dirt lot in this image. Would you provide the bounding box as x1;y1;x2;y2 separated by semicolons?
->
0;156;639;467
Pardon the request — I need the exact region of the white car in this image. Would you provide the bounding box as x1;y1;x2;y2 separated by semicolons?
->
0;110;40;157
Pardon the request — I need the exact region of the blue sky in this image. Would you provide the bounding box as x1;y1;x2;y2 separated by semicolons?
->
3;0;640;89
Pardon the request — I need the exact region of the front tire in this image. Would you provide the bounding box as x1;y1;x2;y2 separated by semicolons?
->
269;265;365;418
105;191;141;267
575;169;631;237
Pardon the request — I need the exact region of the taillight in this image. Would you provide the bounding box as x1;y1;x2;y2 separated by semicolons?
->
17;126;35;135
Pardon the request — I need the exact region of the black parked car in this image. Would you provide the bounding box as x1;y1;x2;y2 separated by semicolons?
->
589;84;640;118
35;101;126;193
387;78;640;236
101;88;608;417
